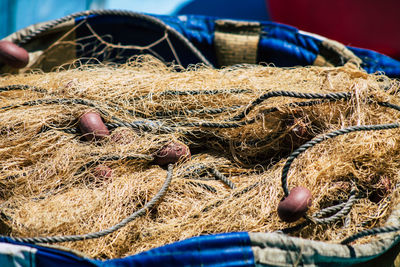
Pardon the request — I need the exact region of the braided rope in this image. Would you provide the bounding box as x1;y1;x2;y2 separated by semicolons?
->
175;96;350;129
278;122;400;228
0;85;47;93
180;163;235;189
0;98;109;115
278;191;358;232
187;181;217;193
313;202;347;218
4;84;400;243
157;88;250;97
310;190;358;224
154;106;241;117
177;120;249;128
377;101;400;112
46;118;247;135
178;163;236;189
341;225;400;244
279;101;400;224
38;125;77;134
4;164;173;244
232;181;262;197
1;89;356;137
79;93;337;126
181;163;210;179
230;91;351;121
105;121;175;133
14;10;212;67
200;180;266;214
281;122;400;197
209;168;236;189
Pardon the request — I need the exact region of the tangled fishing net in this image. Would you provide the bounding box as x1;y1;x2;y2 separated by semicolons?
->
1;56;400;259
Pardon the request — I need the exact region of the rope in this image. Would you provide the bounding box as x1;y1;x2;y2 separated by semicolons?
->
281;122;400;197
278;189;358;233
310;190;358;224
187;181;217;193
180;163;235;189
0;98;110;116
2;90;355;137
4;83;400;243
181;163;209;178
14;10;213;67
39;126;79;135
158;88;250;97
133;89;250;101
230;91;351;121
278;100;400;226
4;164;174;244
177;120;250;128
51;117;257;137
209;168;236;189
200;180;266;214
0;85;47;93
377;101;400;112
281;100;400;197
154;106;241;118
341;225;400;244
105;121;175;134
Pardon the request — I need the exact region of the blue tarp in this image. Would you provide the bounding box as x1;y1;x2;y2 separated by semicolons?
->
71;12;400;77
0;232;254;266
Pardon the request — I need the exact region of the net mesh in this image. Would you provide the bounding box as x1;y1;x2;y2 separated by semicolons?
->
1;56;400;259
29;16;199;72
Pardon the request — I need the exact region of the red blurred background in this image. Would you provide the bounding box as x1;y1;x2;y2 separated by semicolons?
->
267;0;400;60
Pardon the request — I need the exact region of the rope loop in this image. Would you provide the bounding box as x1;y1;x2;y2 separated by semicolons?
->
4;165;174;244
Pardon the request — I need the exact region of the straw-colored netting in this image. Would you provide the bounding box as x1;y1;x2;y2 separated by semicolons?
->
1;57;400;259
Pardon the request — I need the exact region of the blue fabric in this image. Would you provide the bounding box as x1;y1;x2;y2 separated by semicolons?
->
349;46;400;78
155;14;218;66
0;237;97;267
36;247;98;267
158;15;400;77
71;12;400;77
0;233;254;266
257;22;320;67
101;232;254;266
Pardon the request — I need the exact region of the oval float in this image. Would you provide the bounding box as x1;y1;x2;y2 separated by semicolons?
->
78;111;110;141
277;186;312;223
153;141;191;166
0;41;29;68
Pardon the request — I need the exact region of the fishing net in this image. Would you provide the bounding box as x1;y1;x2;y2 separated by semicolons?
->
1;55;400;259
6;11;212;75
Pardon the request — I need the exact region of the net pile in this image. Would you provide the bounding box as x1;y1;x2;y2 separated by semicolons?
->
1;57;400;259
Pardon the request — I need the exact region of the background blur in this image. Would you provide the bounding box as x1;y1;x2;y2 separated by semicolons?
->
1;0;399;60
0;0;269;38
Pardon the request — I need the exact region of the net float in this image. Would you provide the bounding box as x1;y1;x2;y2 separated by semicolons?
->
93;165;113;180
284;117;313;149
153;141;191;166
78;111;110;141
0;40;29;68
369;177;392;203
277;186;312;223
